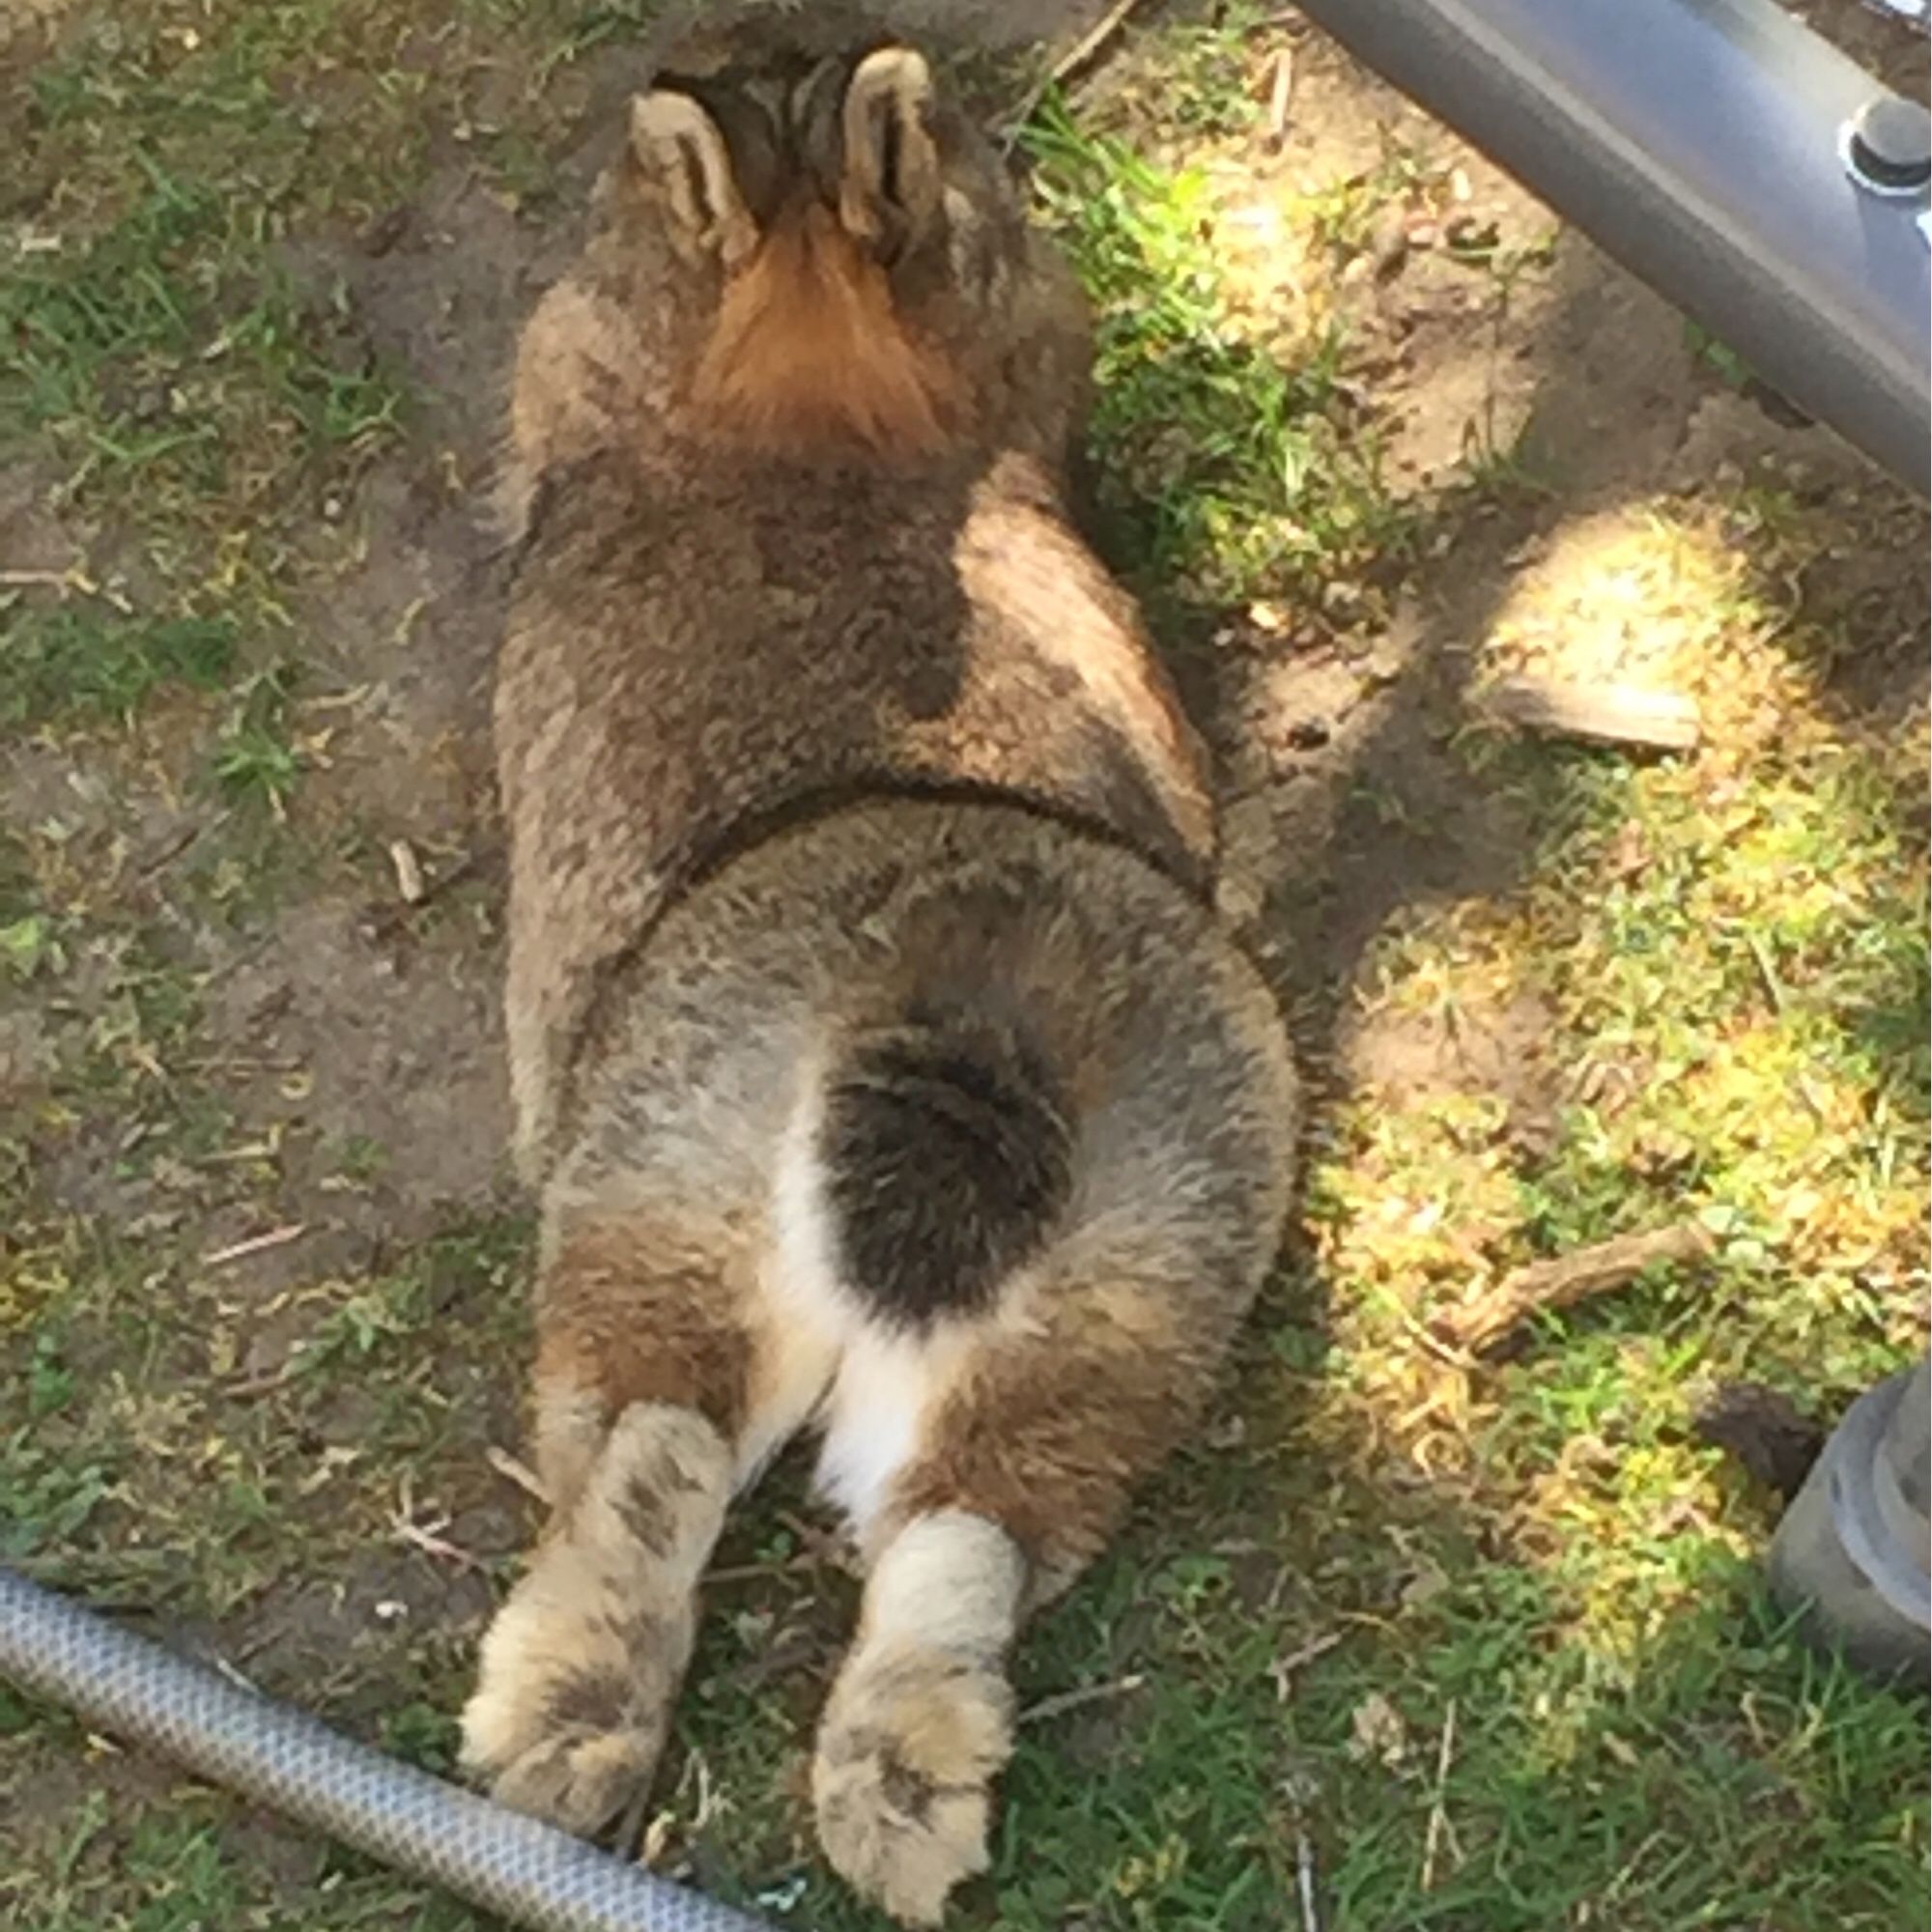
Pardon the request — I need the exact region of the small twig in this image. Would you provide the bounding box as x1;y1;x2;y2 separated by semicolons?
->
392;1476;479;1572
485;1445;551;1505
1487;676;1701;753
1433;1222;1716;1355
775;1509;859;1576
1003;0;1147;148
394;1518;477;1569
1294;1829;1323;1932
1018;1672;1147;1726
1396;1306;1483;1375
209;1653;260;1694
1266;44;1295;146
131;818;210;881
703;1550;821;1587
226;1365;294;1400
614;1785;654;1864
1268;1629;1345;1702
1740;927;1787;1015
360;846;492;942
202;1223;307;1268
1420;1696;1458;1890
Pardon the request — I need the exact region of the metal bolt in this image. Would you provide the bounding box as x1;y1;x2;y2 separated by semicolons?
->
1844;95;1932;195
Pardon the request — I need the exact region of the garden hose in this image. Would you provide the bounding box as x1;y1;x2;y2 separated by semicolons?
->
0;1567;773;1932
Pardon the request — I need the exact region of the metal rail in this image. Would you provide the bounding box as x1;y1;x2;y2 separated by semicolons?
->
1293;0;1932;494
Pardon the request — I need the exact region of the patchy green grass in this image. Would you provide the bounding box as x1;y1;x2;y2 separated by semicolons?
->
1;4;1925;1932
1027;99;1407;611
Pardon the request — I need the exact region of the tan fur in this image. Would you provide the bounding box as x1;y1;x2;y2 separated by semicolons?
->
460;1402;730;1833
534;1216;756;1440
468;39;1298;1925
813;1513;1023;1925
695;207;961;458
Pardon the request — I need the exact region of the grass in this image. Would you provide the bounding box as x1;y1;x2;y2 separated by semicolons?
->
0;4;1925;1931
1026;97;1407;611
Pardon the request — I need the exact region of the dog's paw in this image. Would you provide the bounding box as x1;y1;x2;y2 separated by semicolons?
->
812;1644;1013;1926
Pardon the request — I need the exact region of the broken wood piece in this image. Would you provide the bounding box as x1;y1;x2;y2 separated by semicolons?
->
388;837;427;905
1267;44;1296;145
1018;1672;1147;1726
1488;676;1702;752
1433;1222;1716;1354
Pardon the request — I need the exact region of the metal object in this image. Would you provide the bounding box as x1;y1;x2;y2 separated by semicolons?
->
1843;94;1932;194
0;1567;773;1932
1292;0;1932;495
1768;1357;1930;1687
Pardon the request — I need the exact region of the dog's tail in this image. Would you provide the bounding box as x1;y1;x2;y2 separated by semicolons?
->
816;993;1074;1329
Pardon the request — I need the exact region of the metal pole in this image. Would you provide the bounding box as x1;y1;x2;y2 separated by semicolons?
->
1293;0;1932;495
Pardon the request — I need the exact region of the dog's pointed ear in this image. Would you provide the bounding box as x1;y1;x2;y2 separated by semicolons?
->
838;47;943;258
630;90;757;266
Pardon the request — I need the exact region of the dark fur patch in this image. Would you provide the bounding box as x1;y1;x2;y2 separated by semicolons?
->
612;1474;677;1559
818;1005;1071;1327
877;1744;937;1824
539;1668;638;1735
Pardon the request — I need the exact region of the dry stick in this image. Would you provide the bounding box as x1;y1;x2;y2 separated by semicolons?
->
1433;1222;1716;1355
1017;1672;1147;1726
1003;0;1147;147
484;1444;551;1505
1293;1829;1323;1932
1420;1696;1459;1890
1270;1629;1345;1701
1266;43;1295;146
202;1224;307;1268
1487;675;1702;753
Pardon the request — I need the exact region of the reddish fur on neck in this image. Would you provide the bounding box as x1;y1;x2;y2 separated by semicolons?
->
693;207;962;459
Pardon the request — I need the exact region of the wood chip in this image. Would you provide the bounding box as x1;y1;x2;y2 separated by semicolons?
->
1488;676;1702;752
388;838;427;905
1433;1222;1716;1355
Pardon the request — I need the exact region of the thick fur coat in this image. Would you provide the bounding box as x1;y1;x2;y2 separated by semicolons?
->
464;36;1297;1925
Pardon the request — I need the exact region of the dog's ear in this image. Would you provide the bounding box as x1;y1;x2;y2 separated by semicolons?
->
630;89;757;266
838;46;944;259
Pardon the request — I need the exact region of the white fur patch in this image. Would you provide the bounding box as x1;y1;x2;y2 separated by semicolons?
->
815;1326;942;1530
769;1066;847;1335
863;1510;1025;1653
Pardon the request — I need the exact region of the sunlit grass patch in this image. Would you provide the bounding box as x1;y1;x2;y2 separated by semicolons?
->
1026;99;1406;607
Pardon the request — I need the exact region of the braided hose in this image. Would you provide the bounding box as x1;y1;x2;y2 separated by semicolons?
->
0;1568;773;1932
